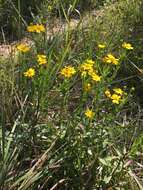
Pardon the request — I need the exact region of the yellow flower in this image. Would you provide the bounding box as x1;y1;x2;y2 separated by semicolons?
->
24;68;35;78
103;54;119;65
85;108;94;119
16;44;30;52
122;42;133;50
27;24;45;33
79;59;101;81
86;59;95;65
98;44;106;49
37;54;47;65
90;72;101;82
105;88;126;104
113;88;124;95
111;94;121;104
60;66;76;78
105;90;111;98
80;63;93;71
79;59;95;77
84;83;92;92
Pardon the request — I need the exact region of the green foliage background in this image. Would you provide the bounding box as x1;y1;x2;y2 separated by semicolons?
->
0;0;143;189
0;0;111;41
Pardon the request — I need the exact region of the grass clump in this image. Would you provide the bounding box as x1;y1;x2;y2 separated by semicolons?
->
0;0;143;190
0;0;108;42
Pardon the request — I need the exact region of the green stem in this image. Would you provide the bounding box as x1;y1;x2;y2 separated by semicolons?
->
1;89;5;159
18;0;21;38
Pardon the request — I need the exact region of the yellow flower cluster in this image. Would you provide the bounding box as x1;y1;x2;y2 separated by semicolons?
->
85;108;95;119
17;44;30;53
27;24;45;33
122;42;133;50
37;54;47;65
23;54;47;78
24;68;35;78
60;59;101;82
79;59;94;76
105;88;124;104
60;66;76;78
103;54;119;65
79;59;101;82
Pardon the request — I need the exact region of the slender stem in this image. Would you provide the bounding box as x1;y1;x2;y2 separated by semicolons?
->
18;0;21;38
1;89;5;160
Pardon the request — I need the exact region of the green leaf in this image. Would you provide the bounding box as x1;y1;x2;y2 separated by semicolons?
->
130;134;143;156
